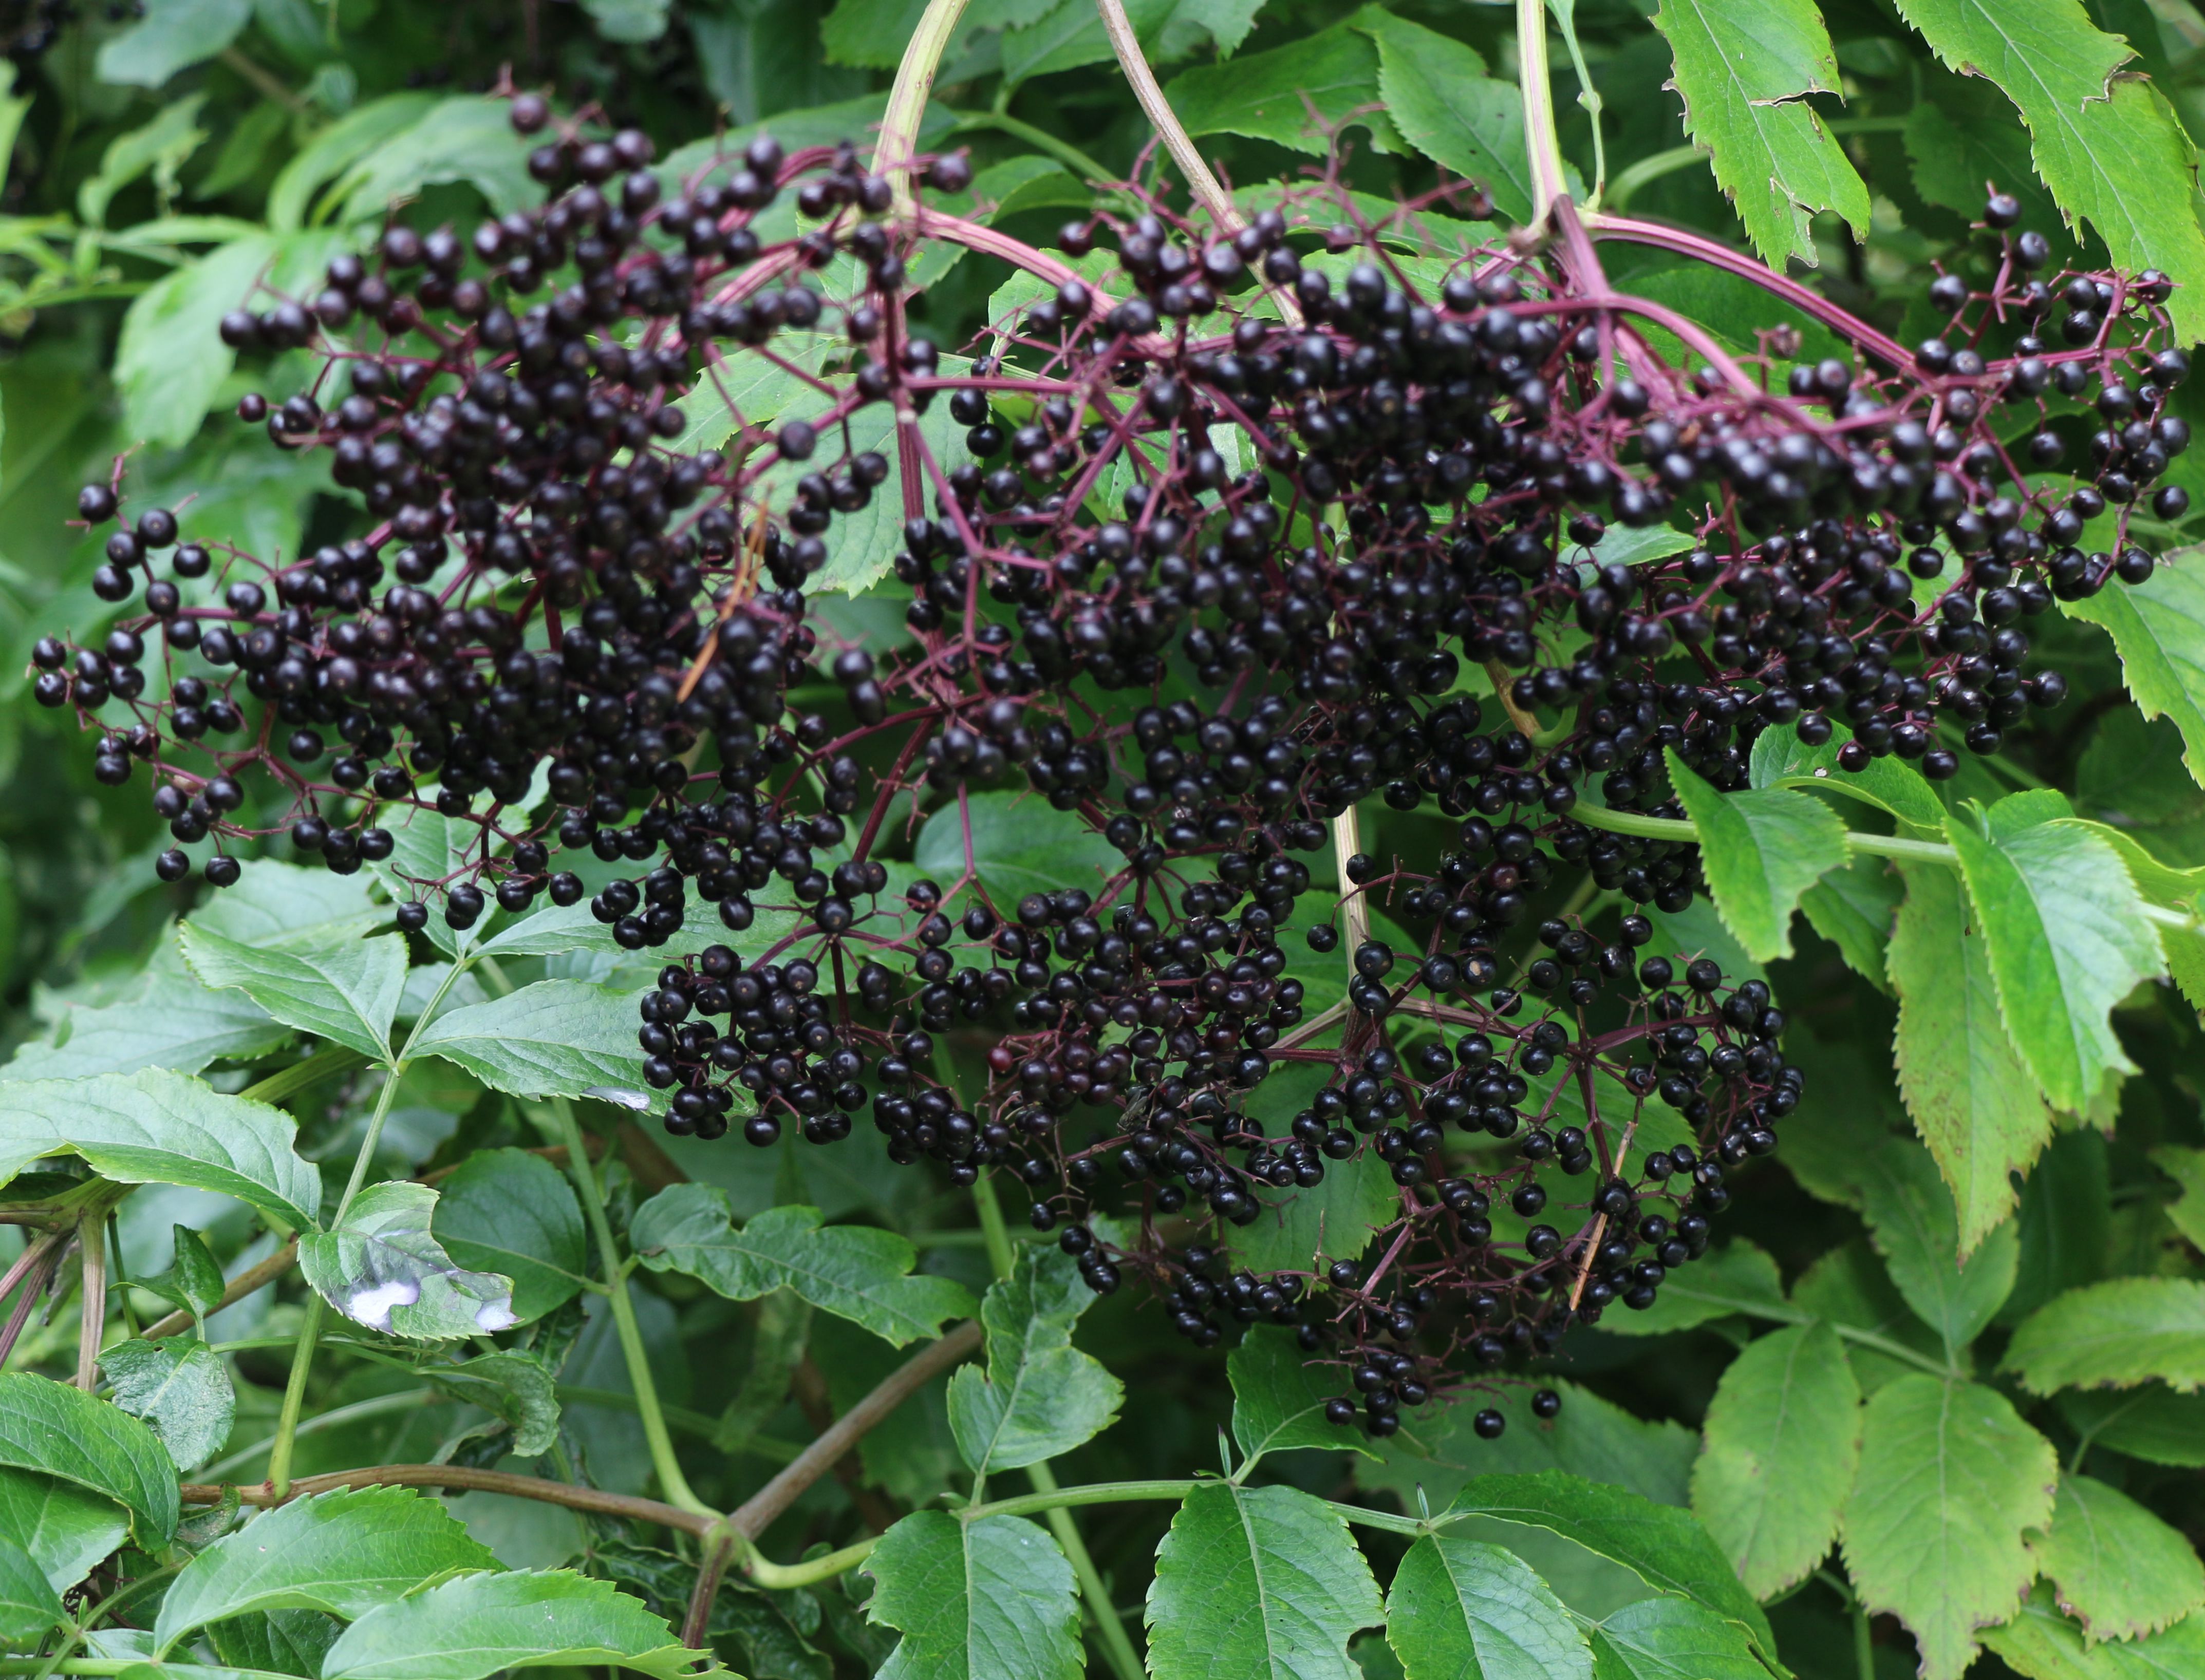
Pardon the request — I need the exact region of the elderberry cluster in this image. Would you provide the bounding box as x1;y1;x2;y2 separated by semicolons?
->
30;85;2184;1431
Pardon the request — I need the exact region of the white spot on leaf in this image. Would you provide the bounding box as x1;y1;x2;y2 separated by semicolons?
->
346;1279;421;1330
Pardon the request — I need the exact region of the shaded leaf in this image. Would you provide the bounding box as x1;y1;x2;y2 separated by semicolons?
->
0;1467;128;1592
332;98;535;222
421;1353;562;1459
1858;1140;2018;1353
1363;1381;1698;1512
100;1338;235;1474
1667;750;1849;961
2005;1278;2205;1394
947;1244;1122;1475
0;1374;177;1545
299;1181;518;1341
429;1148;588;1323
1800;854;1903;992
1384;1534;1591;1680
0;1068;321;1233
206;1610;340;1679
863;1510;1081;1680
2065;554;2205;789
95;0;251;87
911;792;1122;915
1147;1481;1382;1680
320;1568;699;1680
1230;1326;1378;1463
1585;1595;1769;1680
1691;1321;1860;1599
0;955;287;1083
155;1487;499;1654
1840;1374;2058;1680
1987;1582;2205;1680
1750;720;1950;832
2058;1387;2205;1467
1354;13;1538;222
1162;26;1403;156
632;1186;975;1344
0;1534;67;1650
1591;1239;1787;1338
2031;1473;2205;1643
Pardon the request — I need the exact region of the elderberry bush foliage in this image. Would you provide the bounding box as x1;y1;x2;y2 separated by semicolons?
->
26;91;2191;1436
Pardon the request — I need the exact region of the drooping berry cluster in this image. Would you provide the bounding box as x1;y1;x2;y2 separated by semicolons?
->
32;89;2184;1431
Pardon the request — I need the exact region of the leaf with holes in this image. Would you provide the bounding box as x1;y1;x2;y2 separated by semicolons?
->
632;1186;975;1345
299;1181;518;1341
1840;1374;2058;1680
863;1510;1082;1680
948;1244;1121;1475
1146;1481;1381;1680
1667;750;1849;961
1651;0;1870;267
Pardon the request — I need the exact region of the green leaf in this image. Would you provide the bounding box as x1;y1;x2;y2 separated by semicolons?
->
419;1353;562;1459
911;792;1122;914
2062;821;2205;1014
1229;1326;1378;1463
1839;1374;2058;1680
116;232;349;448
631;1186;976;1345
863;1510;1082;1680
2004;1278;2205;1394
1987;1582;2205;1680
267;92;440;230
178;924;407;1063
332;98;535;222
1229;1132;1401;1276
1666;750;1849;961
320;1568;698;1680
2066;552;2205;790
409;981;649;1100
95;0;251;87
2007;1130;2112;1326
1800;854;1903;992
1;953;288;1082
1146;1481;1382;1680
0;1373;177;1544
1585;1596;1771;1680
1443;1471;1774;1657
1792;1240;1947;1395
1364;1381;1698;1511
1384;1535;1591;1680
1590;1239;1787;1338
0;1534;67;1650
429;1148;588;1323
189;863;387;952
152;1224;230;1323
947;1244;1122;1475
1888;0;2205;341
1857;1140;2018;1353
583;0;671;41
1352;13;1538;223
1162;25;1403;157
1650;0;1869;267
1945;802;2161;1115
2032;1473;2205;1643
156;1487;499;1654
1889;862;2054;1255
2058;1387;2205;1466
207;1608;341;1679
0;1467;129;1592
1691;1322;1860;1599
1749;720;1950;833
100;1338;235;1474
0;1068;321;1233
1904;95;2066;245
299;1181;519;1340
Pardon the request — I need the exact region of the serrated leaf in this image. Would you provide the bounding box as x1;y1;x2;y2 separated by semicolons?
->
1585;1595;1770;1680
1889;861;2055;1255
1354;12;1540;223
100;1338;235;1474
1888;0;2205;340
1858;1140;2017;1353
420;1353;562;1459
320;1568;698;1680
2004;1278;2205;1393
1904;95;2066;244
0;1068;321;1232
1591;1239;1788;1338
2058;1387;2205;1467
1747;722;1940;832
158;1224;229;1322
189;864;386;952
1;956;289;1082
911;792;1122;915
207;1609;340;1679
1161;25;1403;157
2061;821;2205;1014
1793;1240;1947;1395
300;1182;518;1340
0;1467;128;1592
429;1148;588;1323
1800;853;1903;992
1229;1326;1378;1463
1228;1128;1400;1276
1363;1380;1698;1511
179;924;407;1063
2066;555;2205;789
0;1374;177;1545
632;1185;975;1345
947;1244;1122;1475
1650;0;1869;267
1987;1581;2205;1680
1666;750;1849;961
1690;1321;1860;1599
1443;1471;1773;1656
409;981;648;1100
1147;1481;1382;1680
863;1510;1081;1680
2031;1473;2205;1643
155;1487;500;1654
1840;1374;2058;1680
2151;1146;2205;1251
0;1534;67;1649
1944;800;2161;1115
1384;1535;1591;1680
